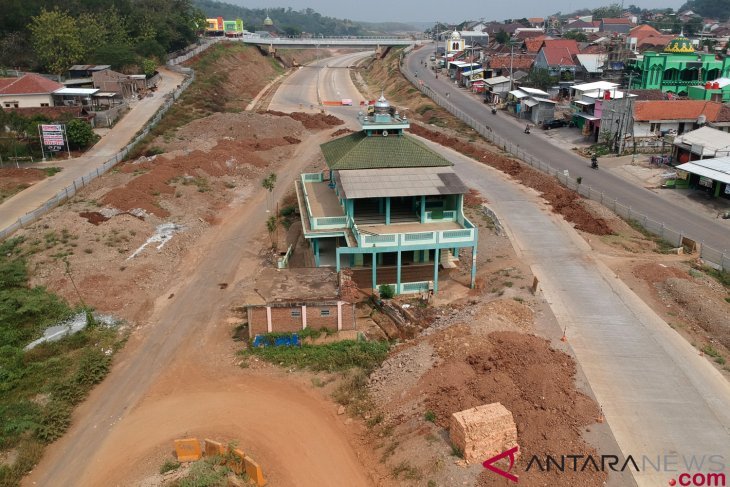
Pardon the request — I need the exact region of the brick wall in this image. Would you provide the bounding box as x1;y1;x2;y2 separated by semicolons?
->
247;302;356;338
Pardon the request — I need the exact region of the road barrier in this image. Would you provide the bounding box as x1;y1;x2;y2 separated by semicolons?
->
399;50;728;272
0;40;221;241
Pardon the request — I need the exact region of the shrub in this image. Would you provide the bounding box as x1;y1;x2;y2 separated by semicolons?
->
160;459;181;474
378;284;395;299
35;401;71;443
424;410;436;422
245;340;389;372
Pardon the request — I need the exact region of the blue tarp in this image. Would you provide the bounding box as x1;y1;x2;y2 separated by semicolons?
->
252;333;301;347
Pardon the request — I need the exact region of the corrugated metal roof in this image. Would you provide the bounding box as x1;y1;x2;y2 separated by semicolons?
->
675;159;730;184
337;167;468;199
320;132;452;170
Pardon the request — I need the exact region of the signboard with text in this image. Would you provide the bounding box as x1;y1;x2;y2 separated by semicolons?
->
39;124;66;153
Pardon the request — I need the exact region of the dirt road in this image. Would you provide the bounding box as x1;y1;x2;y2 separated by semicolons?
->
25;56;374;486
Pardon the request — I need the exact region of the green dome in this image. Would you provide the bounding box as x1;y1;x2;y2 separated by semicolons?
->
664;36;694;54
263;16;273;26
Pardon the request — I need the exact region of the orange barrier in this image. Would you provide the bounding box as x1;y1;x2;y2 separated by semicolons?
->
204;439;227;460
322;100;341;106
174;438;202;462
244;456;267;486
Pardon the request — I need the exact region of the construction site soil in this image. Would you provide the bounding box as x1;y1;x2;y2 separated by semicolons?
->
0;167;47;202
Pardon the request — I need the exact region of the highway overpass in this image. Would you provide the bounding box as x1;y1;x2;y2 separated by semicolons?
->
239;36;420;48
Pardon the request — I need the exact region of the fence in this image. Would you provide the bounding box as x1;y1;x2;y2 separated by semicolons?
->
398;52;728;271
0;40;219;241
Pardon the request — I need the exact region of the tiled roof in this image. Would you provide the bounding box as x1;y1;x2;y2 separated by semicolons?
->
542;47;577;66
525;35;551;53
528;17;544;23
0;73;63;96
489;54;536;70
602;18;631;24
630;24;661;38
543;39;580;54
567;20;595;28
628;89;668;101
515;30;547;41
634;100;724;121
320;132;453;170
638;35;675;50
580;44;607;54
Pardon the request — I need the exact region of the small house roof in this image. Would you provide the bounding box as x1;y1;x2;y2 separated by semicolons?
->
53;88;100;96
676;157;730;184
0;73;63;96
320;132;453;171
542;47;577;66
673;126;730;156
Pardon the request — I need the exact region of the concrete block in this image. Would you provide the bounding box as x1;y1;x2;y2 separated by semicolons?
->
204;439;228;462
174;438;202;462
244;455;267;486
449;403;517;463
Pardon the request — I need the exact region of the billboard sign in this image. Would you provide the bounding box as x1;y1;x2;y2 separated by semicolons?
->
38;123;68;155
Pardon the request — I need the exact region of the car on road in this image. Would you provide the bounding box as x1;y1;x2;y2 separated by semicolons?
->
341;98;353;106
541;119;568;130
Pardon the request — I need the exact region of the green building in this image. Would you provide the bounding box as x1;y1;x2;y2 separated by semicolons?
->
295;96;478;295
628;36;730;96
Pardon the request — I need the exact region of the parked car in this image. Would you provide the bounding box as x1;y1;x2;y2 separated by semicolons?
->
541;119;567;130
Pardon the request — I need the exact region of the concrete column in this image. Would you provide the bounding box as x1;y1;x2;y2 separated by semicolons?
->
471;244;478;289
372;251;377;290
385;197;391;225
433;248;440;294
456;194;464;224
420;195;426;223
302;305;307;329
396;250;402;295
266;306;272;333
313;239;320;267
337;301;343;331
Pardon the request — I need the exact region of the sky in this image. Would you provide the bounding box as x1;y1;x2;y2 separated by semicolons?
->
238;0;685;23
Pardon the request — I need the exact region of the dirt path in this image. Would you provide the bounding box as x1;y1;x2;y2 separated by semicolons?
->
24;127;372;487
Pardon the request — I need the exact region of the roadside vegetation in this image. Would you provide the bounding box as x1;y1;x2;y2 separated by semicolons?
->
0;237;125;486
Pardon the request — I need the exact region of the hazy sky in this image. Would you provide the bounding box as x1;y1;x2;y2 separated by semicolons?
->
239;0;685;23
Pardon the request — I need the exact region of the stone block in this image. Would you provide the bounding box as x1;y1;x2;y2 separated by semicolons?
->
174;438;202;462
229;448;246;475
204;439;228;460
449;403;517;463
244;455;267;486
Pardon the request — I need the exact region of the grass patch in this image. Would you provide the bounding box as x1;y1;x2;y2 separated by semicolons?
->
691;264;730;288
424;410;436;422
625;219;676;253
40;167;62;177
702;345;721;358
243;338;389;372
332;369;376;417
160;459;181;474
716;356;727;365
0;237;124;486
391;460;422;480
450;445;464;458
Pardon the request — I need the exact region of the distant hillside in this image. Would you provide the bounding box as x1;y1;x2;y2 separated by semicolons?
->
194;0;366;36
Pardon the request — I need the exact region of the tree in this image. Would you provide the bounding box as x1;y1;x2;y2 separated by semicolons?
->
262;172;277;212
141;59;157;77
527;68;557;90
592;4;623;19
563;31;588;42
266;216;278;249
494;30;510;44
29;8;84;74
65;120;97;150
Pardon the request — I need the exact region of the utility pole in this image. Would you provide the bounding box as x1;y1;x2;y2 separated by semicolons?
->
509;40;516;91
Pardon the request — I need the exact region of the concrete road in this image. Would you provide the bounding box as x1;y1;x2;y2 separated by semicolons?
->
269;50;373;119
279;51;730;485
406;44;730;253
0;67;185;232
422;137;730;486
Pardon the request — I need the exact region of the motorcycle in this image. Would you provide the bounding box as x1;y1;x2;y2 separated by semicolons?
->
491;107;497;115
591;157;599;169
524;125;531;134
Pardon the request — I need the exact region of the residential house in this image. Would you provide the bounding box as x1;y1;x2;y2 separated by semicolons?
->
507;87;555;124
565;20;599;33
528;18;545;28
488;54;535;76
294;96;479;294
534;46;577;77
631;100;730;152
67;65;111;79
483;75;512;102
628;36;730;95
524;35;552;54
600;18;632;34
571;81;627;142
92;69;139;99
626;25;674;52
575;53;607;80
0;73;63;109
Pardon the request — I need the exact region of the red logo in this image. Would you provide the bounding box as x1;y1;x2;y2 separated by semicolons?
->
483;445;520;483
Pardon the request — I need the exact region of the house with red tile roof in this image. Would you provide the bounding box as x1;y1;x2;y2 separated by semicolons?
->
627;24;674;52
488;54;536;75
542;39;580;55
524;35;552;53
534;46;577;77
633;100;730;140
0;73;63;109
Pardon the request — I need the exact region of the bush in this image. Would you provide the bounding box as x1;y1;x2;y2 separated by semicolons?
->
424;410;436;422
160;459;181;474
35;400;71;443
378;284;395;299
245;340;389;372
65;119;98;150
